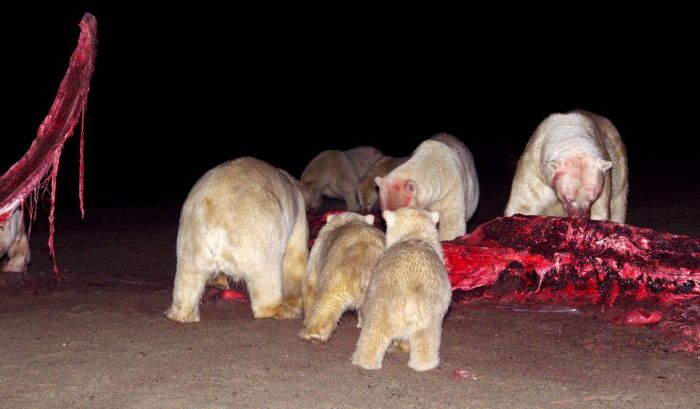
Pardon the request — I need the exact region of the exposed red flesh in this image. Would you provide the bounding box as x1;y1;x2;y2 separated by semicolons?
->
622;310;663;325
0;13;97;276
445;215;699;305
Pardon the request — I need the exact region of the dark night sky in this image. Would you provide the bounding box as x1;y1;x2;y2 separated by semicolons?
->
3;4;697;211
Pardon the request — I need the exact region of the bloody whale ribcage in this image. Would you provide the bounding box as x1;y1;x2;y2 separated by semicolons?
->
445;215;700;305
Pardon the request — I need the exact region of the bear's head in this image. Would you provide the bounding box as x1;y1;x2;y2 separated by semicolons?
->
376;177;417;212
548;155;612;219
357;175;380;212
382;208;440;249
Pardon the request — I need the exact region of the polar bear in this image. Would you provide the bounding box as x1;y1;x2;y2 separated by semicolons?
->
356;156;408;212
344;146;385;179
166;157;309;322
299;212;385;342
376;133;479;241
504;110;628;222
0;208;31;273
300;146;383;212
351;208;452;371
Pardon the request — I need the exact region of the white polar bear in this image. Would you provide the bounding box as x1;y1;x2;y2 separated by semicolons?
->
504;110;628;222
0;208;31;273
166;157;309;322
299;212;385;343
351;208;452;371
356;156;408;212
300;146;383;211
376;133;479;241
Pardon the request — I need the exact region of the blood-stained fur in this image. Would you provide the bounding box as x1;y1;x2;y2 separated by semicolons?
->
376;134;479;240
356;156;408;212
505;110;628;222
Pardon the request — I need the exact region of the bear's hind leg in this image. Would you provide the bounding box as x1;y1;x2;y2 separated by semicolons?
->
166;258;211;323
299;290;350;342
247;260;300;320
281;215;309;315
408;324;442;371
351;320;393;370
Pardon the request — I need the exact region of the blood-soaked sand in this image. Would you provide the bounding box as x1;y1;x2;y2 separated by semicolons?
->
1;165;700;408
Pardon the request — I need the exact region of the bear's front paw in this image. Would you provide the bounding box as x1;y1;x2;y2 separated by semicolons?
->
298;326;331;343
165;306;200;323
254;303;301;320
351;353;382;370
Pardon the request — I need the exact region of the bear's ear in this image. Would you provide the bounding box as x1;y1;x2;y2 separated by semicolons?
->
375;176;383;188
325;213;336;223
428;211;440;225
597;159;613;172
546;161;560;172
363;214;375;225
405;179;417;193
382;210;396;227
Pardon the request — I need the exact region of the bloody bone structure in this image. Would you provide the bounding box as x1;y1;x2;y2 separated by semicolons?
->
445;215;700;305
0;13;97;276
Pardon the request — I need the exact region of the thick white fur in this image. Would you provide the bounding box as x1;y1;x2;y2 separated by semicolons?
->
352;208;451;371
301;146;384;211
505;110;628;222
429;133;480;220
299;212;385;342
0;208;30;273
166;157;309;322
377;133;479;240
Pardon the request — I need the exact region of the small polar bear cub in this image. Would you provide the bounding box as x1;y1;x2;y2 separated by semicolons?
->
505;110;628;222
166;157;309;322
352;208;452;372
300;146;384;212
356;156;408;212
376;133;479;241
299;212;385;343
0;208;31;273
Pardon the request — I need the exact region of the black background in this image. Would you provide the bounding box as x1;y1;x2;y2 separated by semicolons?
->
2;4;697;212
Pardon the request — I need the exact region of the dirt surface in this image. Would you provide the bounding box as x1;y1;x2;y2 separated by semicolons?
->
2;164;700;409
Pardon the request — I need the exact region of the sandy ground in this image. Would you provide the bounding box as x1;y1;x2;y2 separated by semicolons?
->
1;163;699;409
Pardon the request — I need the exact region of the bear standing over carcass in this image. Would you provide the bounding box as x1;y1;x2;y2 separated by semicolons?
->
166;157;309;322
504;110;628;222
376;133;479;241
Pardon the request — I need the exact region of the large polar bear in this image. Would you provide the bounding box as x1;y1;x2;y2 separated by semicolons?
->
504;110;628;222
376;133;479;241
0;208;30;273
299;212;385;343
351;208;451;371
356;156;408;212
166;157;309;322
300;146;384;212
